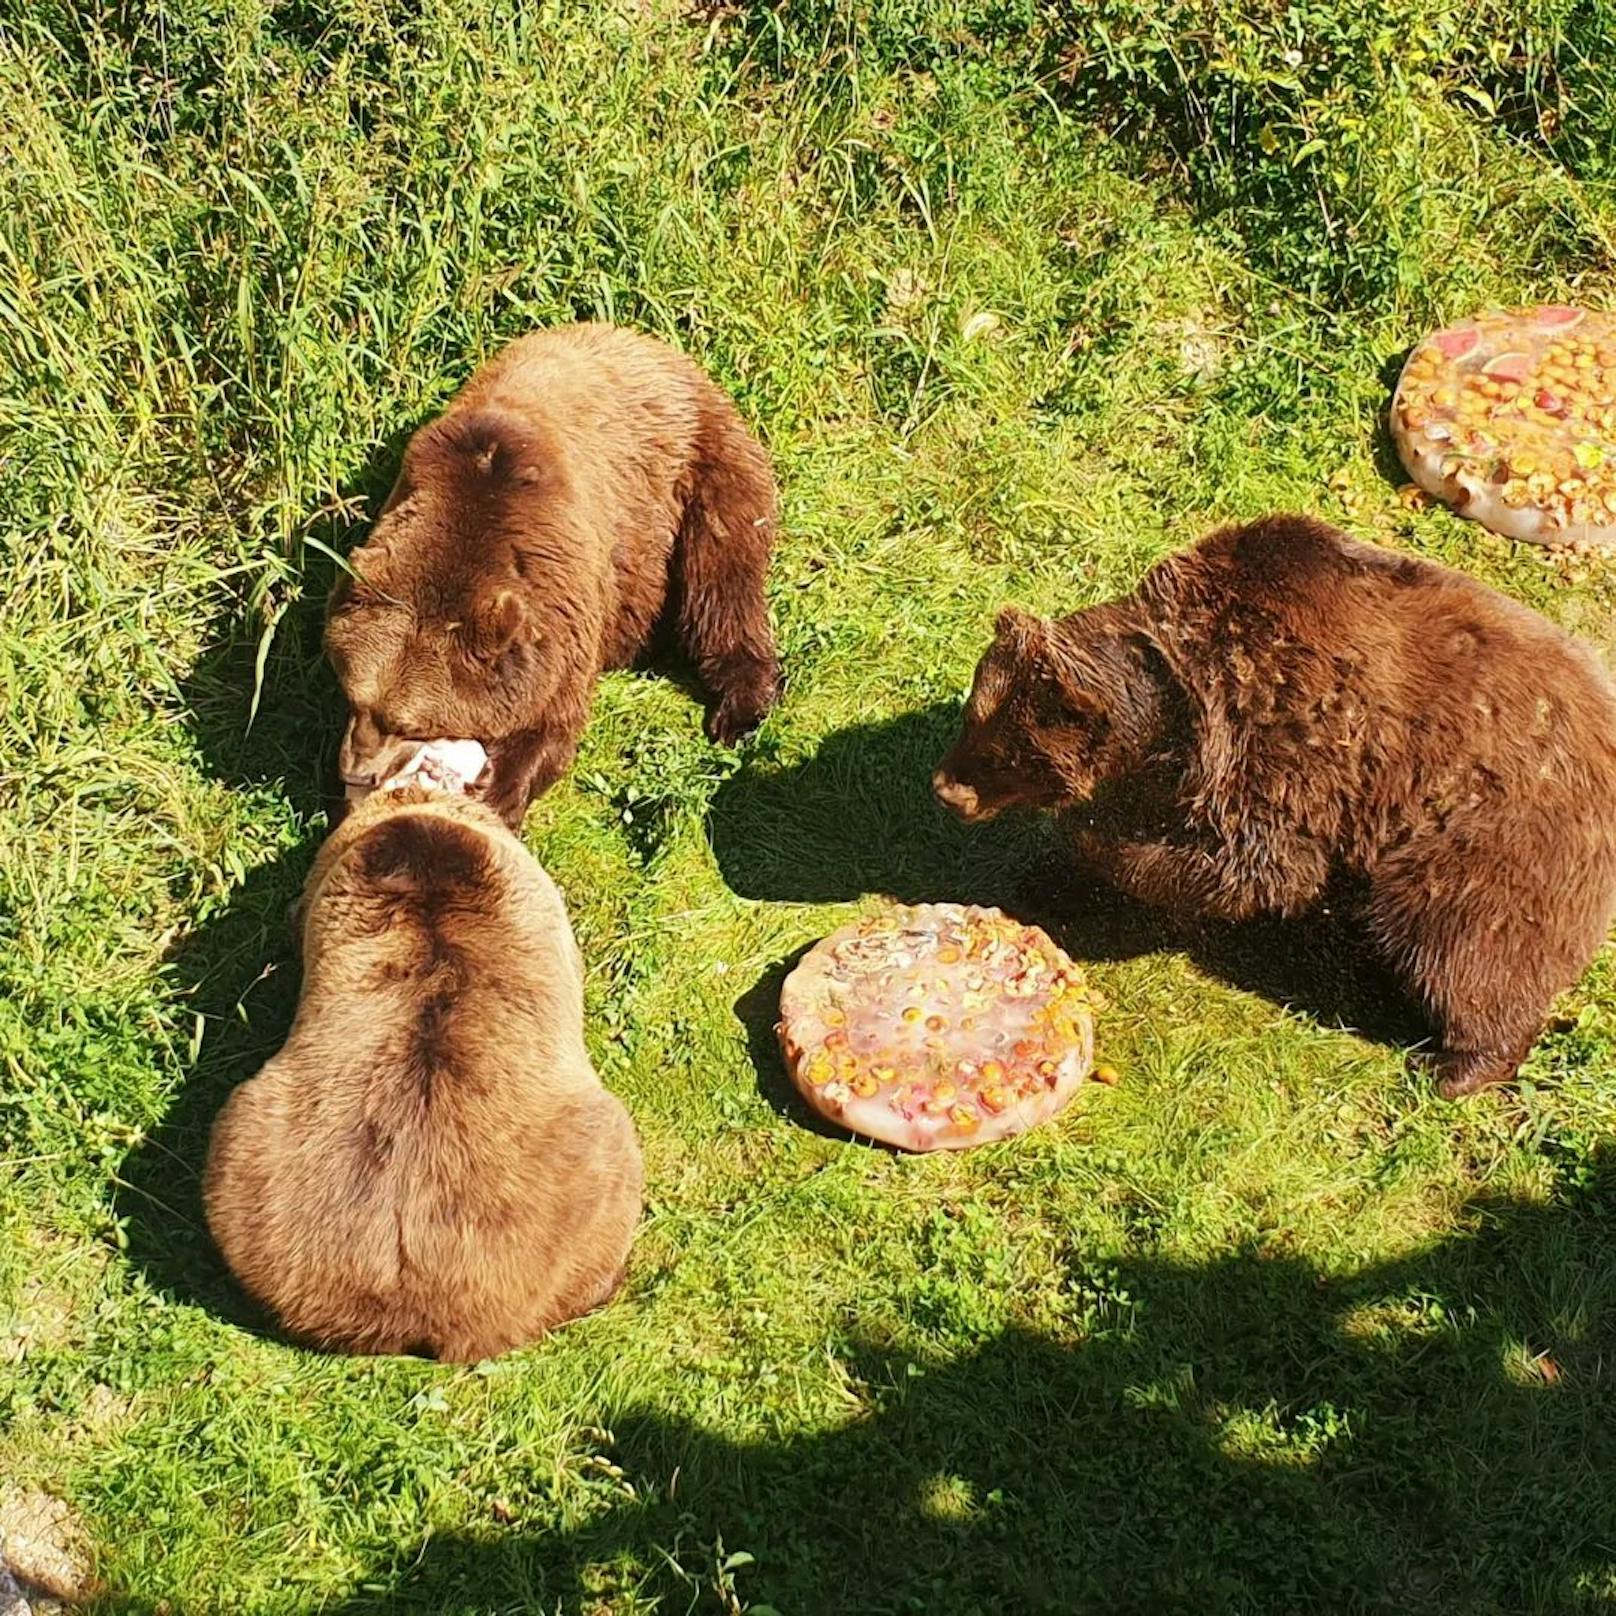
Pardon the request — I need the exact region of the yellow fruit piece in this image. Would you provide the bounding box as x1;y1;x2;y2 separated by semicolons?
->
949;1105;979;1132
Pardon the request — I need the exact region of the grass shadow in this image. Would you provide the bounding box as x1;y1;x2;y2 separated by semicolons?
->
173;413;431;822
178;582;342;825
1371;344;1417;492
731;941;843;1140
1054;876;1432;1053
308;1157;1616;1614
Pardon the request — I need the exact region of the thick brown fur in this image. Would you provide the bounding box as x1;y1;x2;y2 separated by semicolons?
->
935;515;1616;1097
326;323;780;827
202;787;643;1359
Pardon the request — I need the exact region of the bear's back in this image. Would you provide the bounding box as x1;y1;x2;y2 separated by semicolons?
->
1138;515;1616;856
204;806;642;1358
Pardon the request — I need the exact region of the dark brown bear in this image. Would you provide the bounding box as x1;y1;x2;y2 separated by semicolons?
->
203;784;643;1360
325;323;780;827
934;514;1616;1097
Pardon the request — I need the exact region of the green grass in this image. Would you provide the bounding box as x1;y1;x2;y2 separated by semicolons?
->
4;0;1616;1610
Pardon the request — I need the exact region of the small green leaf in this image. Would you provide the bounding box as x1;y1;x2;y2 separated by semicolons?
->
247;606;281;733
1575;441;1606;470
303;532;360;577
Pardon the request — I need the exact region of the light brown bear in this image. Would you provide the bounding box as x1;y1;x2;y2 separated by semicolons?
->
325;323;781;827
934;514;1616;1097
203;785;642;1359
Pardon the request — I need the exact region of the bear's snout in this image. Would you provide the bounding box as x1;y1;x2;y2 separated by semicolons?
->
338;713;426;790
338;711;387;785
933;771;981;821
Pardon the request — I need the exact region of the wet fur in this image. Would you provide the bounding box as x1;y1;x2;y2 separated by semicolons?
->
936;515;1616;1096
326;323;780;827
203;787;643;1359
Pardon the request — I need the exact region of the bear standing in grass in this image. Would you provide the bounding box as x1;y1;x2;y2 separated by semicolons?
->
204;784;643;1360
326;324;780;828
934;515;1616;1097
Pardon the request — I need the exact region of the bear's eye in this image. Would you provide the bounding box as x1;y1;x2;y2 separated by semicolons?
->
330;582;373;618
1029;680;1074;725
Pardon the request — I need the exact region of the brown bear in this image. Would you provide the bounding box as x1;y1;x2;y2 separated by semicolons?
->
325;323;781;827
934;514;1616;1097
203;785;643;1359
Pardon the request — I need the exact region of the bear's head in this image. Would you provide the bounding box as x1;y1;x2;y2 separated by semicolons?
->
324;413;561;794
933;602;1162;822
325;551;537;792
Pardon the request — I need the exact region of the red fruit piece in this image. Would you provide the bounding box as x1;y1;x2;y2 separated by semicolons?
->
1431;325;1480;360
1482;352;1532;383
1536;389;1567;415
1533;305;1584;329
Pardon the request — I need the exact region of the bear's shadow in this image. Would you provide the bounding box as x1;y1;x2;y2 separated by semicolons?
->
709;706;1432;1059
115;842;317;1332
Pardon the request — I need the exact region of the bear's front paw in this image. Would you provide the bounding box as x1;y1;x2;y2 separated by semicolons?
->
705;660;779;746
1065;823;1120;876
1433;1048;1522;1098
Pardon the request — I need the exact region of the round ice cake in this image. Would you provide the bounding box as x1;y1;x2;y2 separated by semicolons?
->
778;904;1096;1152
1391;305;1616;549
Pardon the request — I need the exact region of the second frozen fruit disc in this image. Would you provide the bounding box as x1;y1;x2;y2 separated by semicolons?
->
778;903;1097;1152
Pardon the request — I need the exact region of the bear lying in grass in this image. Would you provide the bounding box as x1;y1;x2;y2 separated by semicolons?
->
204;785;642;1360
326;323;780;828
934;514;1616;1097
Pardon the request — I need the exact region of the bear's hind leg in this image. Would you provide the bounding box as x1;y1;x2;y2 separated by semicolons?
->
674;407;780;745
1367;837;1570;1100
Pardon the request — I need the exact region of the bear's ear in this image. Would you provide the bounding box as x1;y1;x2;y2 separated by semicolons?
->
473;588;529;659
994;604;1049;652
